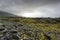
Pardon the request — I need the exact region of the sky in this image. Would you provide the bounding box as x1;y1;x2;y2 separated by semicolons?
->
0;0;60;18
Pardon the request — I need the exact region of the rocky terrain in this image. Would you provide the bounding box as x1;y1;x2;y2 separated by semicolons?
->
0;18;60;40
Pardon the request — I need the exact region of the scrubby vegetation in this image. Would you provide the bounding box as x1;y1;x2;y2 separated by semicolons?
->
0;17;60;40
9;17;60;31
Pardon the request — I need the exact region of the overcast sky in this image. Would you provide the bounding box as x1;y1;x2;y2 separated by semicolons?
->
0;0;60;18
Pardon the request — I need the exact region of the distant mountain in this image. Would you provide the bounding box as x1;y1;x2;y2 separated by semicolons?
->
0;11;17;17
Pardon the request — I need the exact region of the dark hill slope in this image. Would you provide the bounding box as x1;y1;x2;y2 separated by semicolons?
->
0;11;17;17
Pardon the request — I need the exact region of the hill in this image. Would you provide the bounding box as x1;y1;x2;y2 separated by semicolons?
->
0;14;60;40
0;11;16;17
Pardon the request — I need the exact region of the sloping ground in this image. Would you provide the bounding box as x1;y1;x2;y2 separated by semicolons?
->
0;11;17;17
7;17;60;40
0;18;46;40
1;11;60;40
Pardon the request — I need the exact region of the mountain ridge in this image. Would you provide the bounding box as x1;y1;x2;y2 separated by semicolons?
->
0;11;17;17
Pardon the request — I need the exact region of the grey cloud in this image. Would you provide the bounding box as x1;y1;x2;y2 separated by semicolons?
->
0;0;60;17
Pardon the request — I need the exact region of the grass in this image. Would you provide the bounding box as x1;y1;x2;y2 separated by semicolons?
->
1;17;60;40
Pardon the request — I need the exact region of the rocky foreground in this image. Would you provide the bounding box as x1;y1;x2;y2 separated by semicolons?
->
0;18;60;40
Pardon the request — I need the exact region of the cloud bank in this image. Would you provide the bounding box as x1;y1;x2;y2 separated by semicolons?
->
0;0;60;18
